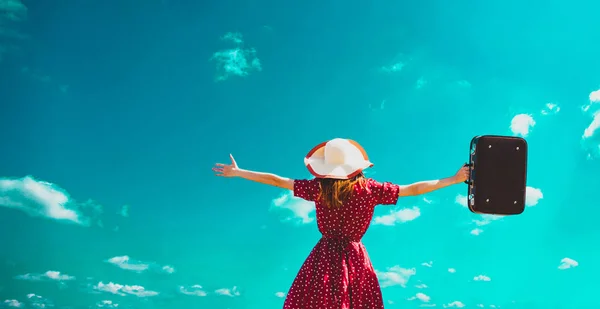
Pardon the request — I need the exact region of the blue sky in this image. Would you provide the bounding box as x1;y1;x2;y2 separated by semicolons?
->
1;0;600;308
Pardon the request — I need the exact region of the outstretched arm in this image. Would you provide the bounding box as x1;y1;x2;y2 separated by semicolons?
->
398;165;469;197
213;154;294;190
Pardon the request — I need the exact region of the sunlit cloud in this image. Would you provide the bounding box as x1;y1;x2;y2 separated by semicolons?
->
93;281;159;297
373;206;420;226
96;300;118;308
271;192;315;224
510;114;536;137
470;228;483;236
558;257;578;270
15;270;75;282
408;292;431;302
474;275;491;281
376;266;416;288
541;102;560;115
444;301;465;308
275;292;285;298
105;255;174;274
179;285;207;297
214;286;240;297
0;176;104;226
525;186;543;206
211;32;261;81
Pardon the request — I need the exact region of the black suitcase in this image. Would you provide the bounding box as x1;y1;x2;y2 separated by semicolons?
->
465;135;528;215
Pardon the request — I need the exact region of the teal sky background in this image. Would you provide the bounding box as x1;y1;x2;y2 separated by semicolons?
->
1;0;600;308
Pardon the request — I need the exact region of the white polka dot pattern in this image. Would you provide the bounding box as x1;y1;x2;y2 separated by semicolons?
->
283;178;400;309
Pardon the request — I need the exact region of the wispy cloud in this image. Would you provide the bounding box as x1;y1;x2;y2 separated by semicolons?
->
93;282;159;297
448;268;456;273
0;0;28;62
0;176;105;226
105;255;175;274
96;300;118;308
373;206;420;226
214;286;240;297
271;192;315;224
558;257;578;270
118;205;129;217
510;114;536;137
24;294;53;308
211;32;262;81
582;90;600;159
408;292;431;303
179;285;207;297
444;301;465;308
275;292;285;298
541;102;560;115
421;261;433;268
3;299;23;308
376;266;416;288
15;270;75;282
474;274;491;281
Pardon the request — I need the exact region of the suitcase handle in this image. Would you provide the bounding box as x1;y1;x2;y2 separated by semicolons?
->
463;163;473;185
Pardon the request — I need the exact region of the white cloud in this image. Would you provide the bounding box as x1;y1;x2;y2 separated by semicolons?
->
0;176;104;226
211;32;261;81
97;300;118;308
373;206;420;226
558;257;578;270
215;286;240;297
470;228;483;236
106;255;174;274
179;285;207;297
444;301;465;308
525;186;543;206
421;261;433;268
408;293;431;302
15;270;75;282
415;283;428;289
455;194;467;207
271;192;315;224
474;275;491;281
275;292;285;298
94;282;158;297
541;103;560;115
24;294;52;308
510;114;536;137
376;266;416;288
448;268;456;273
3;300;23;308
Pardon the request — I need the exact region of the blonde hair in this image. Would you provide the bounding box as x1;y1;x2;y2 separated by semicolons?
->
317;173;367;209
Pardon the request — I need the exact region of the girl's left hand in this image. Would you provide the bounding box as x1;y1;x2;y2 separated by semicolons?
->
213;154;239;177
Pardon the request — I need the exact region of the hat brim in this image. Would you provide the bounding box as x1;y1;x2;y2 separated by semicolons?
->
304;140;373;179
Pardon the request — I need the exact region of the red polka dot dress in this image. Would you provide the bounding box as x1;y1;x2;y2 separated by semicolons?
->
283;178;400;309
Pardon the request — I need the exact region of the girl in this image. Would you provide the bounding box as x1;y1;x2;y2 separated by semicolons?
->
213;138;469;309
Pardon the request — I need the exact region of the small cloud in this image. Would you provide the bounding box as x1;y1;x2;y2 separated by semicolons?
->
15;270;75;282
275;292;285;298
373;206;420;226
25;294;52;308
408;293;431;302
422;197;433;204
455;194;467;207
455;80;471;88
448;268;456;273
541;103;560;115
474;274;491;281
376;265;416;288
558;257;578;270
470;228;483;236
96;300;118;308
179;285;207;297
525;186;543;206
510;114;536;137
271;192;315;224
211;32;261;82
421;261;433;268
3;300;23;308
415;283;428;289
583;89;600;112
415;77;427;89
381;62;404;73
444;301;465;308
582;111;600;159
0;176;104;226
118;205;129;217
214;286;240;297
94;282;158;297
105;255;174;274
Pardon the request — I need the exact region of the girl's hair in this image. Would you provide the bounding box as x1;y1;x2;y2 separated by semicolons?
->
317;172;367;209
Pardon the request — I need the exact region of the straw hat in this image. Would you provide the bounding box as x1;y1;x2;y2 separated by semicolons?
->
304;138;373;179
